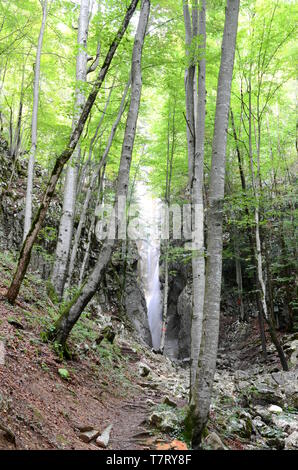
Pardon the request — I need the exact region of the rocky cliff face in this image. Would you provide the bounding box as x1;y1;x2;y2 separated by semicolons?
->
124;269;152;347
160;251;191;360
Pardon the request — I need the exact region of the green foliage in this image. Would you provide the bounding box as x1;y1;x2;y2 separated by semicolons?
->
58;368;70;380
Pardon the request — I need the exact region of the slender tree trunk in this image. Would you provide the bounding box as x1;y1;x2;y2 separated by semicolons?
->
8;52;32;187
160;102;176;353
0;56;8;97
48;0;150;348
234;232;245;321
160;250;169;352
6;0;139;304
23;0;48;241
51;0;90;300
190;0;206;391
189;0;240;448
11;57;27;161
183;0;195;183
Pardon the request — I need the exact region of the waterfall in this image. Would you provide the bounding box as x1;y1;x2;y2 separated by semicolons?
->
146;242;162;349
135;176;162;349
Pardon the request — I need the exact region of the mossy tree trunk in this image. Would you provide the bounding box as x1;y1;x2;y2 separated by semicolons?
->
189;0;240;449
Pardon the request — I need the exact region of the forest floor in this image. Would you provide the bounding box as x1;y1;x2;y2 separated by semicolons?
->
0;250;297;451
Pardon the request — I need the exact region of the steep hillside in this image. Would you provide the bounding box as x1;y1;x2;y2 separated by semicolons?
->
0;252;297;451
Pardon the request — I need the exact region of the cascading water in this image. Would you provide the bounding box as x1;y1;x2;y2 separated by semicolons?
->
145;241;162;349
135;176;162;349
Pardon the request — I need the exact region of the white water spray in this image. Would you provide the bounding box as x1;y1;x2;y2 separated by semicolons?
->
135;178;162;349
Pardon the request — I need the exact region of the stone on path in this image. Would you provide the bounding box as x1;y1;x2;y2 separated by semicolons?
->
149;410;179;433
268;404;283;414
79;429;100;443
96;424;113;448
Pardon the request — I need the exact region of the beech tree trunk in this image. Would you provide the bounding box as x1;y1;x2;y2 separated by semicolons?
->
6;0;139;304
190;0;206;391
234;232;245;321
51;0;90;300
160;102;176;353
23;0;48;241
189;0;240;448
183;1;195;183
49;0;150;348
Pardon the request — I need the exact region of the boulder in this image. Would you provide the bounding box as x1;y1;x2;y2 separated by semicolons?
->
249;385;284;407
283;382;298;409
149;410;179;433
252;416;267;433
284;431;298;450
162;260;189;359
288;340;298;367
268;405;283;414
138;362;151;377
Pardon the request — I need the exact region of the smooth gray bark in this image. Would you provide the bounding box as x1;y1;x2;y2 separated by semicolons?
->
51;0;90;299
50;0;150;347
23;0;48;240
234;233;244;321
190;0;206;391
190;0;240;448
160;103;176;352
183;1;195;184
